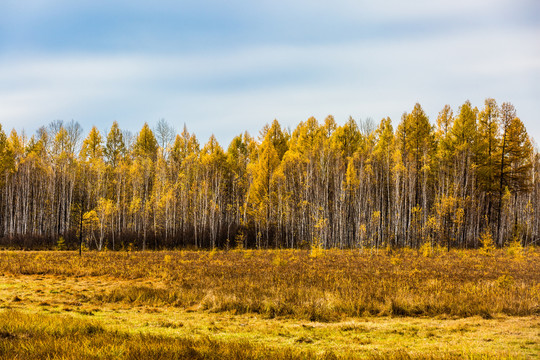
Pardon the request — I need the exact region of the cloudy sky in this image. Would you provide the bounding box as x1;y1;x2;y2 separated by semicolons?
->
1;0;539;146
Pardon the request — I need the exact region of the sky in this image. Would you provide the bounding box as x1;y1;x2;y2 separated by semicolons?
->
0;0;539;147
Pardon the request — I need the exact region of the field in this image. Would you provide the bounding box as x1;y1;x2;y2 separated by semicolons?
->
0;248;539;359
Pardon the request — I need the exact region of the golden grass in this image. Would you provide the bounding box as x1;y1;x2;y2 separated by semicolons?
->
0;249;539;359
0;306;538;359
0;310;329;360
1;249;538;320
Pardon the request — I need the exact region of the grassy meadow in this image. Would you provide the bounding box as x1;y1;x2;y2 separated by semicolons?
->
0;248;539;359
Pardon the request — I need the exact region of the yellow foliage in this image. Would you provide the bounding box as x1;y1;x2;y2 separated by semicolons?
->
358;224;367;234
420;241;446;257
454;208;464;226
506;239;524;259
83;210;100;229
345;157;359;188
310;236;325;258
371;211;380;224
425;215;438;234
496;274;514;289
479;228;495;254
420;241;432;257
411;205;422;216
163;255;172;264
129;197;141;215
272;254;288;266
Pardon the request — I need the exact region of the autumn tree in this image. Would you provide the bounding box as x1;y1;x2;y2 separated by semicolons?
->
448;101;478;247
0;99;538;250
477;99;499;225
496;102;516;245
104;121;126;168
249;129;281;248
132;123;159;250
503;117;533;243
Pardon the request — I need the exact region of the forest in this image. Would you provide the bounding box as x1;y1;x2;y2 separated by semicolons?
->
0;99;538;250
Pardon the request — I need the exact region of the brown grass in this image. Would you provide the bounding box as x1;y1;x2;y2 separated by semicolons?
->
1;249;539;359
0;248;539;320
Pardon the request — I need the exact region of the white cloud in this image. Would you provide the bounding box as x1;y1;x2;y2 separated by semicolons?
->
251;0;513;24
0;24;538;144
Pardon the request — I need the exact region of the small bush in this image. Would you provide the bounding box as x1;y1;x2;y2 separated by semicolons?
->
479;229;495;254
56;236;67;251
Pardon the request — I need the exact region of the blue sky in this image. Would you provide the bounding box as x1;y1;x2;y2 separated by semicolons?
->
1;0;539;146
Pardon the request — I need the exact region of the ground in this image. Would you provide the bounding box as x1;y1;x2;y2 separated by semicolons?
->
0;249;538;359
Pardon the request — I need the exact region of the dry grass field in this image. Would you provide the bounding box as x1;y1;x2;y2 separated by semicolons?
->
0;248;539;359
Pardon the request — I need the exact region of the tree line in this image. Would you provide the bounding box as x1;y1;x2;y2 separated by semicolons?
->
0;99;538;250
